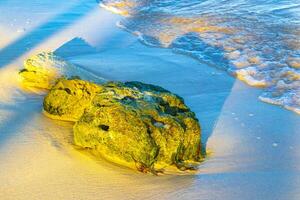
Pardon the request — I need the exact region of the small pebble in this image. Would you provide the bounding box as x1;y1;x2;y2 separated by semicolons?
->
249;113;254;117
256;136;261;140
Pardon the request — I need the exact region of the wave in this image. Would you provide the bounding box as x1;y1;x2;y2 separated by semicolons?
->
99;0;300;114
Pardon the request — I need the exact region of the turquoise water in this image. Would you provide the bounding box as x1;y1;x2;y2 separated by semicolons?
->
100;0;300;114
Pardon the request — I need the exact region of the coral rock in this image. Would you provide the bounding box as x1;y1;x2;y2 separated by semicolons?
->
72;81;202;172
43;78;103;122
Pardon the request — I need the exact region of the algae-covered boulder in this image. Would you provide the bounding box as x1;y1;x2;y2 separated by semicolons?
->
19;52;203;173
73;81;202;172
18;52;105;90
43;78;103;122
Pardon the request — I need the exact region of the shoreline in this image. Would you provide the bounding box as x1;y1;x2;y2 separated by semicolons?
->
0;1;300;200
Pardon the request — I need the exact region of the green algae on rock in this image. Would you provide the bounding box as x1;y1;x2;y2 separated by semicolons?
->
73;81;203;173
43;78;103;122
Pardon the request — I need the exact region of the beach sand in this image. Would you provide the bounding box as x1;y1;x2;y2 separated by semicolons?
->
0;1;299;199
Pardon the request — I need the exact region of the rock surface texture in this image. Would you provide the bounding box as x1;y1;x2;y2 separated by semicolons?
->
73;81;202;172
43;78;102;121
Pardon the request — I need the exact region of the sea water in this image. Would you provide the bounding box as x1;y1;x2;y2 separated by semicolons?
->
99;0;300;114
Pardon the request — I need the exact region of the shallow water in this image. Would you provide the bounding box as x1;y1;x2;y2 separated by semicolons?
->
0;0;300;199
100;0;300;114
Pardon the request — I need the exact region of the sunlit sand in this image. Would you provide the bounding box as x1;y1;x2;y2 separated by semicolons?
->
0;0;300;200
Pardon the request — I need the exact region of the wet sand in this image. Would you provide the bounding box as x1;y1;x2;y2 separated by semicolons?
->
0;1;299;199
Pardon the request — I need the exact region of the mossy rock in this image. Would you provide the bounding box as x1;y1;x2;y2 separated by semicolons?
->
72;81;203;173
18;52;203;173
43;78;103;122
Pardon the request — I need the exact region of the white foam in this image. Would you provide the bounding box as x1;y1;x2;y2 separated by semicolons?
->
100;0;300;115
234;67;268;87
